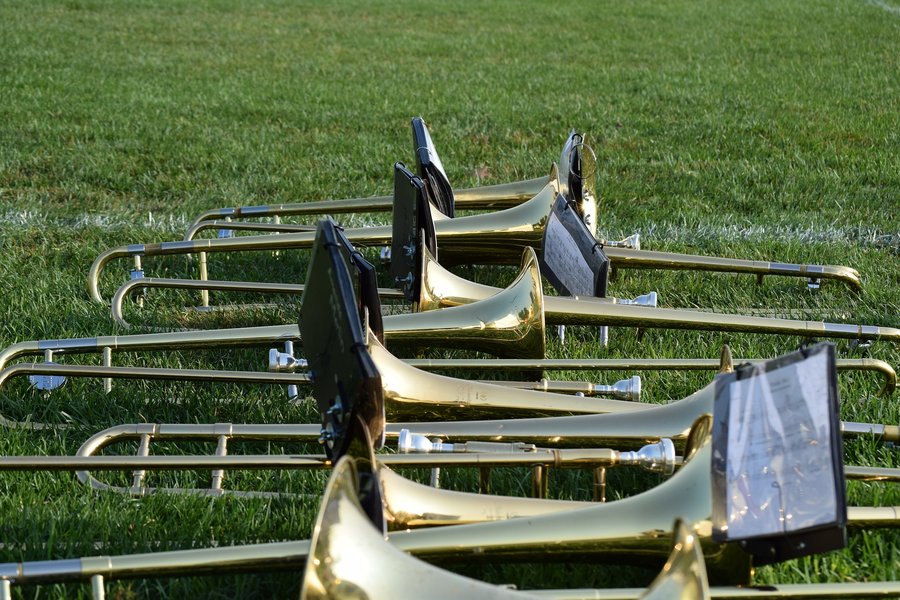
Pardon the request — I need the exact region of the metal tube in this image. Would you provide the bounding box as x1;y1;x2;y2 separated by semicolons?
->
406;357;896;397
90;574;105;600
182;177;548;237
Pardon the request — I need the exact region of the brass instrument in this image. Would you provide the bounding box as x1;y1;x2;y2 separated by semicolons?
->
403;357;896;397
87;180;561;304
184;117;560;238
413;248;893;343
102;246;897;361
0;419;675;507
4;429;895;595
88;162;864;304
0;457;704;600
4;334;898;433
2;416;892;504
184;173;547;231
302;458;711;600
0;335;655;431
4;252;553;369
635;520;710;600
301;455;545;600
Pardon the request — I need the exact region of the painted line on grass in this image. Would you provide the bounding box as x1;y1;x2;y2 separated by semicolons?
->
1;209;896;250
864;0;900;16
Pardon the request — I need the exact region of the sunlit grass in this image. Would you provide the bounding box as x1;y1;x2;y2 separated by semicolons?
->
0;0;898;597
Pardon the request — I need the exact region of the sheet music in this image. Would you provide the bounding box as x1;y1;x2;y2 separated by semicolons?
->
725;352;837;538
542;210;594;296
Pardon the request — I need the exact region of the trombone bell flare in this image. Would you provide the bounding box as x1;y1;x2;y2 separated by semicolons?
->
385;243;546;360
302;456;547;600
416;246;896;344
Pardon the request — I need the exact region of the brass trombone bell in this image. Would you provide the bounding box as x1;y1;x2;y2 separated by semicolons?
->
638;520;710;600
303;459;710;600
301;456;546;600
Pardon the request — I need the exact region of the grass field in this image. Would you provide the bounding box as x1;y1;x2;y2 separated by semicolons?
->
0;0;898;597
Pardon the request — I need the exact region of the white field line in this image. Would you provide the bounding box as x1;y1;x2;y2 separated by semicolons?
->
0;209;190;234
599;222;899;250
864;0;900;16
0;209;897;250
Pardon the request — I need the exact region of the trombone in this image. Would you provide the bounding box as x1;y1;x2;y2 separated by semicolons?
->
87;162;864;305
299;457;711;600
2;425;898;596
4;471;897;600
11;244;899;381
3;416;890;504
182;119;587;236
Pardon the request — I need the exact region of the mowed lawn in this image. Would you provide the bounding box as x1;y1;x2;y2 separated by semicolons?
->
0;0;898;597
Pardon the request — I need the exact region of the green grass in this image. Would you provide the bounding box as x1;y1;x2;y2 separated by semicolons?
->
0;0;898;597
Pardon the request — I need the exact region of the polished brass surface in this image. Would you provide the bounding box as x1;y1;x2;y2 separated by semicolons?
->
89;172;863;304
404;357;896;397
368;334;645;420
0;362;643;431
416;247;896;344
4;355;895;450
9;419;894;508
0;540;311;585
378;245;546;360
50;420;673;500
5;262;549;369
844;466;900;482
185;175;550;235
639;521;710;600
532;582;900;599
393;381;900;449
1;436;896;593
384;437;753;586
88;181;560;303
301;457;545;600
109;277;406;328
0;359;646;431
601;246;862;290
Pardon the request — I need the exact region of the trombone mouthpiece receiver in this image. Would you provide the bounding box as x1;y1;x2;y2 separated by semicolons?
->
267;349;307;373
618;438;676;475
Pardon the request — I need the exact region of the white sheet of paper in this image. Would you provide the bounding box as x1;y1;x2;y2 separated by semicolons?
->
725;352;837;538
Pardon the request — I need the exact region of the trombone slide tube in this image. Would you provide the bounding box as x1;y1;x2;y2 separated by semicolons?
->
183;176;548;235
405;357;897;397
0;541;310;584
530;581;900;599
602;247;862;290
0;448;653;472
542;297;900;344
110;277;405;328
